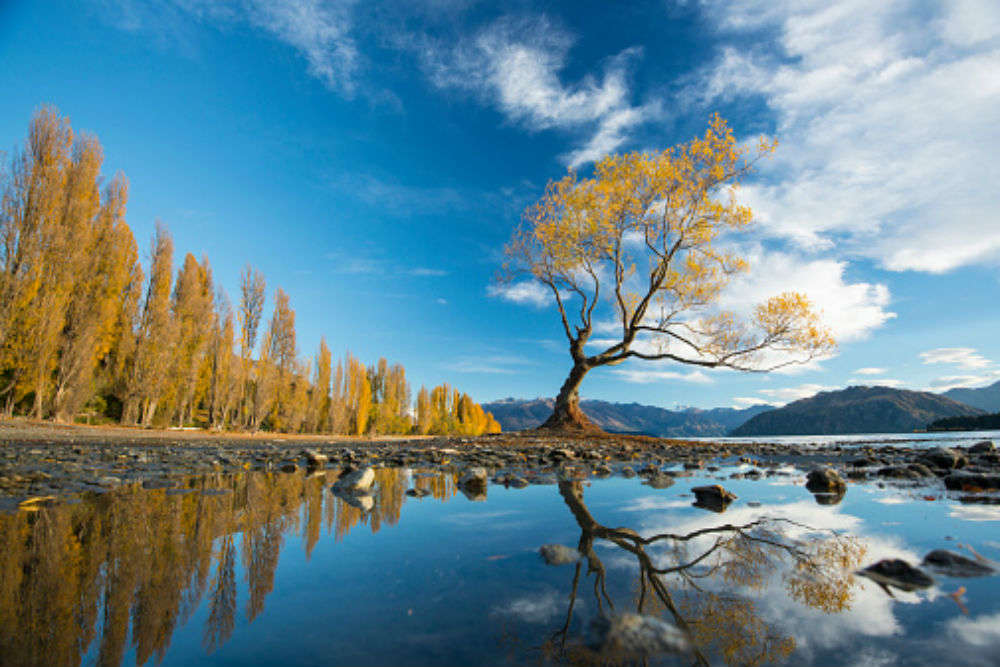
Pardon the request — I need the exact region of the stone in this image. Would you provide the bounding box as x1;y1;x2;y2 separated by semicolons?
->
335;466;375;493
508;476;529;489
405;487;430;498
279;462;298;473
332;488;374;512
922;549;995;577
944;472;1000;491
805;468;847;493
586;613;689;656
304;449;328;468
920;448;968;470
642;473;675;489
691;485;737;512
539;544;579;565
620;466;636;478
97;476;122;487
970;440;995;454
857;559;934;592
458;467;488;490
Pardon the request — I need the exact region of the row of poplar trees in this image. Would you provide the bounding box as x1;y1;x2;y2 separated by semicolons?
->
0;107;501;436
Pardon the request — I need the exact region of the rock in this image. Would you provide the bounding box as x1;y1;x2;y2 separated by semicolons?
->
920;448;968;470
813;489;846;505
458;467;488;490
539;544;579;565
586;613;689;656
405;487;430;498
549;448;575;461
643;473;675;489
97;476;122;487
857;559;934;592
594;464;613;477
805;468;847;493
508;476;529;488
922;549;995;577
691;485;737;512
335;466;375;493
944;472;1000;490
304;449;328;468
332;488;374;512
970;440;995;454
279;462;298;473
620;466;636;478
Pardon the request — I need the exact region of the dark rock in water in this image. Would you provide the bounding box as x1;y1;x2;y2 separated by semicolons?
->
944;472;1000;490
970;440;994;454
594;464;613;477
691;485;736;512
805;468;847;493
279;462;298;473
539;544;579;566
620;466;636;478
459;486;486;502
857;559;934;592
458;467;488;491
586;613;689;656
304;449;328;468
920;448;968;470
813;489;846;505
405;487;430;498
508;476;529;489
643;473;675;489
922;549;995;577
549;448;575;461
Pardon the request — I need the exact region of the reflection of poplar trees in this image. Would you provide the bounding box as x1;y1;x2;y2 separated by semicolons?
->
0;467;447;666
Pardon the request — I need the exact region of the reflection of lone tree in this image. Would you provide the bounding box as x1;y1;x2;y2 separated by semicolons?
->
546;482;864;666
501;116;834;431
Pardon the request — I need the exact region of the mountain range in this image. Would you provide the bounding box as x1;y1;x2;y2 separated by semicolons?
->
484;381;1000;437
481;398;770;437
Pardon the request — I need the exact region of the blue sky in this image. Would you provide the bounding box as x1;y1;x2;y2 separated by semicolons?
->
2;0;999;409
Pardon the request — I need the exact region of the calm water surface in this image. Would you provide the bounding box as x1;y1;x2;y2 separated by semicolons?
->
3;462;1000;666
689;429;1000;448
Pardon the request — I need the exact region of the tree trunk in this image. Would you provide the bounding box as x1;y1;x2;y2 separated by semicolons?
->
538;362;599;431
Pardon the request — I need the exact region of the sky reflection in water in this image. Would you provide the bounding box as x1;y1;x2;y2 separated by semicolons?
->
2;464;999;667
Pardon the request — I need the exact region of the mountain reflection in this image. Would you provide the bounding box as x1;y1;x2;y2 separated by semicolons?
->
545;481;867;666
0;468;458;667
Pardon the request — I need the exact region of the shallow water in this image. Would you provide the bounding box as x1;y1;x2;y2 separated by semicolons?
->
2;464;999;667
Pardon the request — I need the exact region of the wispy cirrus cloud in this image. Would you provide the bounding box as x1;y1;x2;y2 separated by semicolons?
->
487;281;558;308
855;367;887;376
413;15;658;167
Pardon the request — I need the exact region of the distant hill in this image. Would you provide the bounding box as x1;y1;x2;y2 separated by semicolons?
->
730;385;985;436
928;412;1000;431
942;380;1000;412
481;398;770;437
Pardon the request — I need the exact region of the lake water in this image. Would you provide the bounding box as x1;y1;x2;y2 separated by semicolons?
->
689;429;1000;448
2;462;1000;666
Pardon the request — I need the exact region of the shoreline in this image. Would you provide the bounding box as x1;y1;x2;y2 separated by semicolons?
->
0;420;996;504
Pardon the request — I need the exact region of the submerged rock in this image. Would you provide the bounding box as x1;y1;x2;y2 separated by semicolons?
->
331;488;374;512
805;468;847;493
857;559;934;592
691;485;737;512
922;549;995;577
586;613;689;656
643;473;675;489
539;544;579;566
944;472;1000;491
812;489;846;505
304;449;328;468
405;487;430;498
459;467;488;491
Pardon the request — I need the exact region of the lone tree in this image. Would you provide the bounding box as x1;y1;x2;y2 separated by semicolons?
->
500;115;835;431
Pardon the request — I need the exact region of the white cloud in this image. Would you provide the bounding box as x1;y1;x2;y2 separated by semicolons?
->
920;347;992;370
855;367;887;376
718;249;895;344
849;378;903;388
695;0;1000;273
418;16;655;167
410;267;449;277
757;383;836;405
609;365;713;385
487;280;557;307
928;371;1000;392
